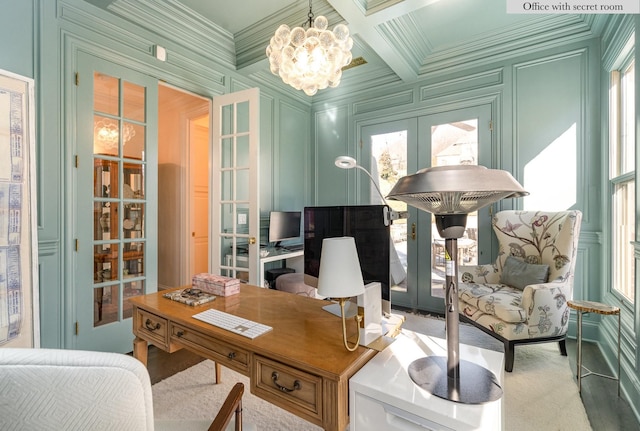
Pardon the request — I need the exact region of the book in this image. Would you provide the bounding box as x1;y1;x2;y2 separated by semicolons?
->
163;288;217;306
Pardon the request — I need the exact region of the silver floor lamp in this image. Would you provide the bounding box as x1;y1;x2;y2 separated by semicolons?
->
387;164;528;404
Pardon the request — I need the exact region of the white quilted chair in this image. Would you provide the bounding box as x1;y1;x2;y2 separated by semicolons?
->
458;210;582;372
0;348;253;431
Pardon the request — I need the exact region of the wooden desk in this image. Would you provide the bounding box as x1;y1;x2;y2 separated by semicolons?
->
129;285;377;431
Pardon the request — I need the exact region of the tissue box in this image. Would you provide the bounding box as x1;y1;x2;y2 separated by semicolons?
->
192;273;240;296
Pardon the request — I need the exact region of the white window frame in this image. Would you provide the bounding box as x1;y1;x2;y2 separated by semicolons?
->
609;38;636;303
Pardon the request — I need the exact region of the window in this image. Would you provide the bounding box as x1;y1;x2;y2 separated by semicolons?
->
609;39;636;302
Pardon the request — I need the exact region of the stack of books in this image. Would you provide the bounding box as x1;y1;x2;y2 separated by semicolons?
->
163;288;217;306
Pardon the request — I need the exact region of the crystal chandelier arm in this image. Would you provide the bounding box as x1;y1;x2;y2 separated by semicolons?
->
305;0;314;26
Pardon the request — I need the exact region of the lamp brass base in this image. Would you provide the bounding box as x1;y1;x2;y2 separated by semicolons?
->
408;356;503;404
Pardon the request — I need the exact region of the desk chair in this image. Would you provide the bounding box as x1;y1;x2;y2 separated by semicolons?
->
0;348;254;431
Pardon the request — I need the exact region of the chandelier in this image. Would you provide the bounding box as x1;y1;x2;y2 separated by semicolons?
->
94;119;136;151
266;0;353;96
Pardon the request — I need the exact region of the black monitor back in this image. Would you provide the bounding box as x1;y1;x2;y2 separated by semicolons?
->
303;205;390;306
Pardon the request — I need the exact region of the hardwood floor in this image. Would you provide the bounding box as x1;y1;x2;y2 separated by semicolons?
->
564;338;639;430
145;345;204;385
143;335;639;430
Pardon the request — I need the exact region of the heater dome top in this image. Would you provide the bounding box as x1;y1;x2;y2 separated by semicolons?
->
387;165;528;215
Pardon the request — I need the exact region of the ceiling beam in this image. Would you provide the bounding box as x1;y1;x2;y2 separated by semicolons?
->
326;0;442;82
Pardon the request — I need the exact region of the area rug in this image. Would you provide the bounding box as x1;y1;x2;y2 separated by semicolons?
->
152;312;592;431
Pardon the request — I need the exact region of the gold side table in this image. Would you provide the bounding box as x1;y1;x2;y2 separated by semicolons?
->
567;299;620;396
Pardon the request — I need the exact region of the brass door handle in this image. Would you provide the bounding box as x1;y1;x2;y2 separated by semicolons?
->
249;237;256;245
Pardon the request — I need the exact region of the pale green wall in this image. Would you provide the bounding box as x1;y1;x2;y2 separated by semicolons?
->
0;0;35;78
0;0;638;422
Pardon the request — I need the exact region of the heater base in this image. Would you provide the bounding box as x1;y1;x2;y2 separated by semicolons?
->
408;356;503;404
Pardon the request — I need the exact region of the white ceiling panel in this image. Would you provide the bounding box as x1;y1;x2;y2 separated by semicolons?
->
86;0;609;95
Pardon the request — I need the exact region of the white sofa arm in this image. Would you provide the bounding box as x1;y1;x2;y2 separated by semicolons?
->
521;282;572;336
459;263;501;284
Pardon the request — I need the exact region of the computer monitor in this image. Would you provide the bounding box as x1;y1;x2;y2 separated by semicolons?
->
268;211;302;247
303;205;391;315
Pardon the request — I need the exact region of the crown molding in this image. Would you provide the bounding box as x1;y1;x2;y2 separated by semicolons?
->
107;0;237;69
414;15;599;77
376;13;429;73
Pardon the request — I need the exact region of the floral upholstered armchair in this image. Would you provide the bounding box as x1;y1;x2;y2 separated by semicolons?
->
458;210;582;372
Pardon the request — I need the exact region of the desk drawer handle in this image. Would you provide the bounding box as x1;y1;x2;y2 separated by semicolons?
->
176;330;185;338
271;372;301;393
145;319;161;331
228;352;236;360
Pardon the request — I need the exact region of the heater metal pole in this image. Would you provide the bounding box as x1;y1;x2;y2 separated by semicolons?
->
444;238;460;382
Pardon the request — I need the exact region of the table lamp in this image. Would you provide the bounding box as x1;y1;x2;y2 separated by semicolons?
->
387;164;528;404
316;237;365;352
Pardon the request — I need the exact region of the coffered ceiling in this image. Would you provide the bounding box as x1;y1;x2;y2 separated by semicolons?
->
86;0;609;96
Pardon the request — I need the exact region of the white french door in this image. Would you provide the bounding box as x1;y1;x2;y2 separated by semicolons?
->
210;89;260;284
361;119;419;309
75;51;158;352
362;105;493;313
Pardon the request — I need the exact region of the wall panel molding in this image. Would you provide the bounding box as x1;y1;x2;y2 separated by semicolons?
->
420;68;503;101
353;89;414;115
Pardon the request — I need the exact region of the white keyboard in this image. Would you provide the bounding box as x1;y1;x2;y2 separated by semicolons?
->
192;309;273;339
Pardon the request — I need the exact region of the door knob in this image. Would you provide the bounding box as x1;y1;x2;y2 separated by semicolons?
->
249;237;256;245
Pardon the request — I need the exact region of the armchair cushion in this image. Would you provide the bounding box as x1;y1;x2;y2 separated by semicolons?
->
459;282;527;323
499;256;549;290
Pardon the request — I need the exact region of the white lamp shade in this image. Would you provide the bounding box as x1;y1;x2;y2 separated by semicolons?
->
316;237;365;299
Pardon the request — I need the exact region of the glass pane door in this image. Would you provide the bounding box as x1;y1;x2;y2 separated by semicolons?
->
93;73;147;326
429;119;479;298
211;89;260;284
363;106;492;314
417;105;492;312
372;131;408;293
76;52;158;352
362;119;419;310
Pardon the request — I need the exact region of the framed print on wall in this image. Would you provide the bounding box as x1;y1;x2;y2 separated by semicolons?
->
0;68;39;348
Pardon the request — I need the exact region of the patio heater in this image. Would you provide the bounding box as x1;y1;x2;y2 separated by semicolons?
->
387;164;528;404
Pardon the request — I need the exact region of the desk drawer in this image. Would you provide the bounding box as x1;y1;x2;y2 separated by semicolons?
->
253;355;322;423
170;323;249;374
135;309;169;349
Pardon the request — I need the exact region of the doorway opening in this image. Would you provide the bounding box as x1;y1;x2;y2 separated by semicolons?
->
158;84;211;289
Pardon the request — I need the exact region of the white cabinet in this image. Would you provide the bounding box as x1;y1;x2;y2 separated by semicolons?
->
349;329;504;431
